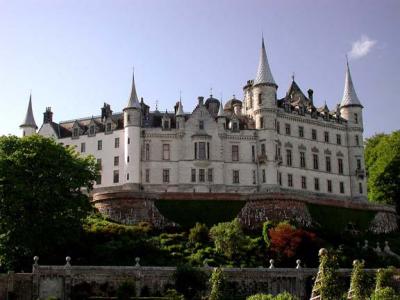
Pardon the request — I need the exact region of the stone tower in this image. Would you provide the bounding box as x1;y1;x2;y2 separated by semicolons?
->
250;37;279;189
123;70;142;190
20;94;37;137
340;60;367;200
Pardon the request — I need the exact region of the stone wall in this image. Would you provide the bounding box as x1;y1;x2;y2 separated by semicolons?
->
92;190;398;233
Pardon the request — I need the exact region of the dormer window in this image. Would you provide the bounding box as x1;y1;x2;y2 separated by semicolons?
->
232;122;239;132
199;120;204;130
73;127;79;138
162;120;170;130
106;122;112;133
89;125;95;136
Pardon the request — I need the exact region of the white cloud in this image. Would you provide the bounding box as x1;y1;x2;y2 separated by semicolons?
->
348;35;377;59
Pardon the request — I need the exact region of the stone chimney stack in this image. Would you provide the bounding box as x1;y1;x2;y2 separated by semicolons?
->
307;89;314;105
198;96;204;106
43;107;53;124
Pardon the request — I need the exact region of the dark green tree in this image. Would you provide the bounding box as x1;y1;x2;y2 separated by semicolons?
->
365;131;400;212
172;264;207;299
188;222;209;244
0;135;97;270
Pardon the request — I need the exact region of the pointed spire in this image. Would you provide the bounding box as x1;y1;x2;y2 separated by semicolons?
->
217;99;225;117
126;68;141;109
340;59;362;107
20;94;37;129
254;37;276;86
176;99;184;116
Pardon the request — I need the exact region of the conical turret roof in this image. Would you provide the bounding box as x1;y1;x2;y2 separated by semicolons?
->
126;69;141;109
20;94;37;129
176;100;184;116
254;37;276;86
217;99;225;117
340;60;362;107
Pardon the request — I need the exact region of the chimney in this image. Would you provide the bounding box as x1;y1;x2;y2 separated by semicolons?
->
43;107;53;123
307;89;314;105
198;96;204;106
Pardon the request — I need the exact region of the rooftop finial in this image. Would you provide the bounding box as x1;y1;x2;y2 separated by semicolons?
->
20;93;37;129
292;72;295;82
254;36;276;86
176;92;184;116
210;87;213;97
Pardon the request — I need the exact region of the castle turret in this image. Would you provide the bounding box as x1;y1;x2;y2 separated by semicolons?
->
20;94;37;137
251;37;279;190
217;99;226;129
175;99;185;130
340;60;366;200
123;70;142;189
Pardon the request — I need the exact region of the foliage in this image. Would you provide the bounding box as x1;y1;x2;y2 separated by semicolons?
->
209;267;228;300
365;131;400;211
268;222;319;267
307;203;376;234
116;280;135;300
246;292;298;300
155;200;245;228
0;135;97;270
209;218;247;260
348;260;369;300
189;222;209;244
172;264;207;300
371;287;400;300
315;251;344;300
262;220;273;248
375;266;397;290
164;289;185;300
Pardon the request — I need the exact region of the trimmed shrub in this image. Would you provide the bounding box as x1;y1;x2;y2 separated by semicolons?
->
189;223;209;244
172;264;207;300
209;267;228;300
371;287;400;300
247;291;298;300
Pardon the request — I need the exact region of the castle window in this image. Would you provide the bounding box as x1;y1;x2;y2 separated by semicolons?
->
251;145;256;162
232;170;240;184
258;93;262;105
232;122;239;131
300;152;306;168
338;158;343;174
355;135;360;146
127;173;129;180
276;121;280;134
194;142;197;159
199;169;205;182
208;169;213;182
260;117;264;129
127;138;130;144
96;158;102;170
286;149;292;166
278;172;282;186
80;142;86;153
162;169;170;183
252;170;256;185
326;156;331;172
199;142;206;160
73;127;79;138
301;176;307;189
127;114;130;122
191;169;196;182
113;170;119;183
145;143;150;160
359;182;363;194
89;125;95;136
288;174;293;187
199;120;204;130
145;169;150;183
336;134;342;145
261;144;266;156
163;120;170;130
324;131;329;143
97;140;102;151
96;174;102;185
340;181;345;193
327;180;332;193
299;126;304;138
232;145;239;161
357;159;361;170
314;178;320;191
162;144;170;160
207;142;210;160
313;154;319;170
114;156;119;166
312;129;317;140
115;138;120;148
262;169;266;183
285;123;291;135
354;113;358;124
106;122;112;133
127;156;130;163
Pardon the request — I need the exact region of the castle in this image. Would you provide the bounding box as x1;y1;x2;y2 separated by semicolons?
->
20;38;367;203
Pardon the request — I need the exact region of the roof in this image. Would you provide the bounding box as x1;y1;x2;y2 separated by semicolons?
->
340;61;362;107
254;37;276;86
224;98;242;111
125;70;141;109
176;100;184;116
20;94;37;129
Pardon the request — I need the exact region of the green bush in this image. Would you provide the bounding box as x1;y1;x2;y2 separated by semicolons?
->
164;289;185;300
116;281;136;300
209;267;228;300
189;223;209;244
172;264;207;300
246;291;298;300
371;287;400;300
262;220;273;248
375;266;397;290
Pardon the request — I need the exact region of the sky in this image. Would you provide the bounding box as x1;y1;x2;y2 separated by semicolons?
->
0;0;399;138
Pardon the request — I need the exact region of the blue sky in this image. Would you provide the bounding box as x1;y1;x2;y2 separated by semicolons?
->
0;0;399;137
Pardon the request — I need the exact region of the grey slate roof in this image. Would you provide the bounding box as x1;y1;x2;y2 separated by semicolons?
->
254;37;276;86
340;61;362;107
20;94;37;129
175;100;184;116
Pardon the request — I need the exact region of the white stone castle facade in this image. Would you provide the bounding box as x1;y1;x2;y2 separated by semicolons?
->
20;38;367;201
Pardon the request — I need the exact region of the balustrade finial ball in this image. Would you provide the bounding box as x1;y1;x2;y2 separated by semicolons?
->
66;256;71;263
269;259;275;269
33;256;39;263
318;248;328;256
296;259;301;269
353;259;359;266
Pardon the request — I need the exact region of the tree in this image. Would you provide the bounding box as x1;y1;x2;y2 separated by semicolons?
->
365;131;400;212
209;218;247;260
209;267;228;300
348;260;368;300
0;135;97;270
188;222;209;244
